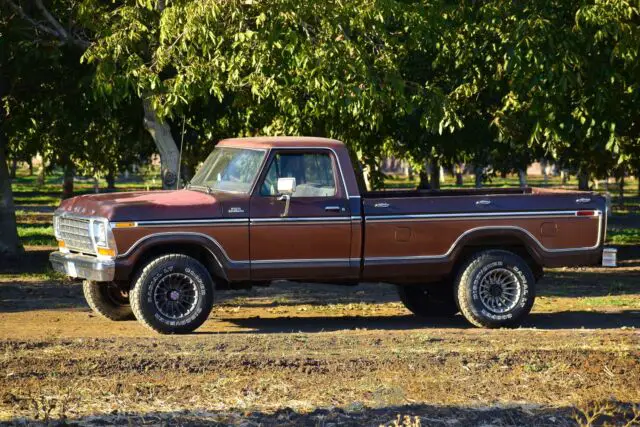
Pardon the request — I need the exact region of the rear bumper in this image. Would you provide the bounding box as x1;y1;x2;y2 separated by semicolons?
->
49;251;115;282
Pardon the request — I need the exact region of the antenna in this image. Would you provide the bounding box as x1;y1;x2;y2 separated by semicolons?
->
176;115;185;190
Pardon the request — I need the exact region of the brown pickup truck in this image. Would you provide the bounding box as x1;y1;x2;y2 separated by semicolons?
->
50;137;613;333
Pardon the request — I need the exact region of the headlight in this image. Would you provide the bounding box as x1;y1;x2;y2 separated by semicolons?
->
92;221;108;247
90;218;117;258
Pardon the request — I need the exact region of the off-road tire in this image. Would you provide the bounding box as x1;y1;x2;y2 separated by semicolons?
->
83;280;134;321
130;254;214;334
397;284;459;317
455;249;535;328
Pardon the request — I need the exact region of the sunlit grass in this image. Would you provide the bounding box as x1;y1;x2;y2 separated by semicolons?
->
17;224;56;246
607;228;640;245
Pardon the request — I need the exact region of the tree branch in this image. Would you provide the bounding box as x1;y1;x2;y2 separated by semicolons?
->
2;0;90;49
34;0;68;40
4;0;61;38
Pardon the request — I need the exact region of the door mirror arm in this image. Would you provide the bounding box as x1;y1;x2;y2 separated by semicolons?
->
276;177;296;217
277;194;291;217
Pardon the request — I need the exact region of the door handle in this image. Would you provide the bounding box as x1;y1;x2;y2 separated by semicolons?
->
374;202;390;208
576;197;591;204
325;205;342;212
475;200;492;206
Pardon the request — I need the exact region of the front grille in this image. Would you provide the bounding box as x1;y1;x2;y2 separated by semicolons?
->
59;216;95;254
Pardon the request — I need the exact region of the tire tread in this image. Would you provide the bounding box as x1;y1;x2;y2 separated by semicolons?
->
83;280;134;321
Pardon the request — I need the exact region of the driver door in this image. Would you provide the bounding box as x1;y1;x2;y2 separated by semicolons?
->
249;149;354;281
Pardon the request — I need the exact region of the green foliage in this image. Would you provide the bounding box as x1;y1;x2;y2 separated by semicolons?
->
1;0;155;183
4;0;640;189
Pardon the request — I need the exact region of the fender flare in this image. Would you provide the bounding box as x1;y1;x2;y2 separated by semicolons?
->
115;232;247;282
447;226;545;265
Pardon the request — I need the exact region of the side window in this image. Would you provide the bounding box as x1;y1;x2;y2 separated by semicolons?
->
260;152;337;198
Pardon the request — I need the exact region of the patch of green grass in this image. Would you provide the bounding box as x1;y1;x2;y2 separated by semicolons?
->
17;224;56;246
607;228;640;245
581;295;640;308
13;195;61;206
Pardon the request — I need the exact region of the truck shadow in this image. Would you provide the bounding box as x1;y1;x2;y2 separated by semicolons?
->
214;310;640;334
6;401;636;426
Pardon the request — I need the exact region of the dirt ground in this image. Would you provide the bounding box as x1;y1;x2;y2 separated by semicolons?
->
0;258;639;425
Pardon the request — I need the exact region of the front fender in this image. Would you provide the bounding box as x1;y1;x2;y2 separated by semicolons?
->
114;232;249;282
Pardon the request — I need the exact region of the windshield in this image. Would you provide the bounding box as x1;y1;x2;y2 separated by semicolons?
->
190;147;266;194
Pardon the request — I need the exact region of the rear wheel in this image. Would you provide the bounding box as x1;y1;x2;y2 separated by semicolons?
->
455;249;536;328
130;254;214;334
397;284;458;317
83;280;134;321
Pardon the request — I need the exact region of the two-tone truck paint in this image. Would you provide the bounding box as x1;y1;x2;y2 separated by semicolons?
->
50;137;612;333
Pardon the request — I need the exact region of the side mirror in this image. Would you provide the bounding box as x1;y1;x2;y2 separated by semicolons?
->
277;177;296;217
277;177;296;195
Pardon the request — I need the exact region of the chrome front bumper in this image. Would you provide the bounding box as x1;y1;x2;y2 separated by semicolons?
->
49;251;115;282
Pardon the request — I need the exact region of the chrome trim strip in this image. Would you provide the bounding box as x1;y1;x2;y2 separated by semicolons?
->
365;221;603;264
250;216;350;223
117;231;249;264
252;258;350;265
365;210;600;222
127;218;248;227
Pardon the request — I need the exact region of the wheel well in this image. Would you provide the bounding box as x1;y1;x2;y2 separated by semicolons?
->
131;243;228;288
452;235;544;282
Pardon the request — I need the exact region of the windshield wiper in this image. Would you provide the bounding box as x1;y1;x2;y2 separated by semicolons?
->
186;183;213;194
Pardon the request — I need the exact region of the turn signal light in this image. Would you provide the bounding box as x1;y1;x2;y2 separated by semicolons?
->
576;210;596;217
97;247;116;257
58;241;66;248
113;222;136;228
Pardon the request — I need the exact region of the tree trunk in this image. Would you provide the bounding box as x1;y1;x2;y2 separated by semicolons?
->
106;170;116;190
637;169;640;196
578;170;590;191
143;99;179;190
429;160;440;190
37;162;45;187
474;166;483;188
561;170;568;185
0;75;22;255
62;163;74;199
455;164;463;186
541;159;548;185
10;158;17;179
618;172;625;209
517;169;527;188
28;158;33;176
417;170;430;190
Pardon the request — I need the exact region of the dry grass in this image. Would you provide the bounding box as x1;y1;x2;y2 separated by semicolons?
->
1;265;639;425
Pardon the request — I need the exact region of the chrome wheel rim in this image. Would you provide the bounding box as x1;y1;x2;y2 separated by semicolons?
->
153;273;199;319
478;268;521;314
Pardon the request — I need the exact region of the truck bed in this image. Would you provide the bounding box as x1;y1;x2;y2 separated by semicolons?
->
360;186;607;282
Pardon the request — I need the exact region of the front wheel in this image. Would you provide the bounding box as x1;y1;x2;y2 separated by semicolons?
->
130;254;214;334
455;250;536;328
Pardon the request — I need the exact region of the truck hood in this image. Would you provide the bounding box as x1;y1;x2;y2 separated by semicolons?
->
57;190;229;222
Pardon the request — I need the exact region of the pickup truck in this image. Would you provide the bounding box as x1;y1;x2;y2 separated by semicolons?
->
50;137;612;333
